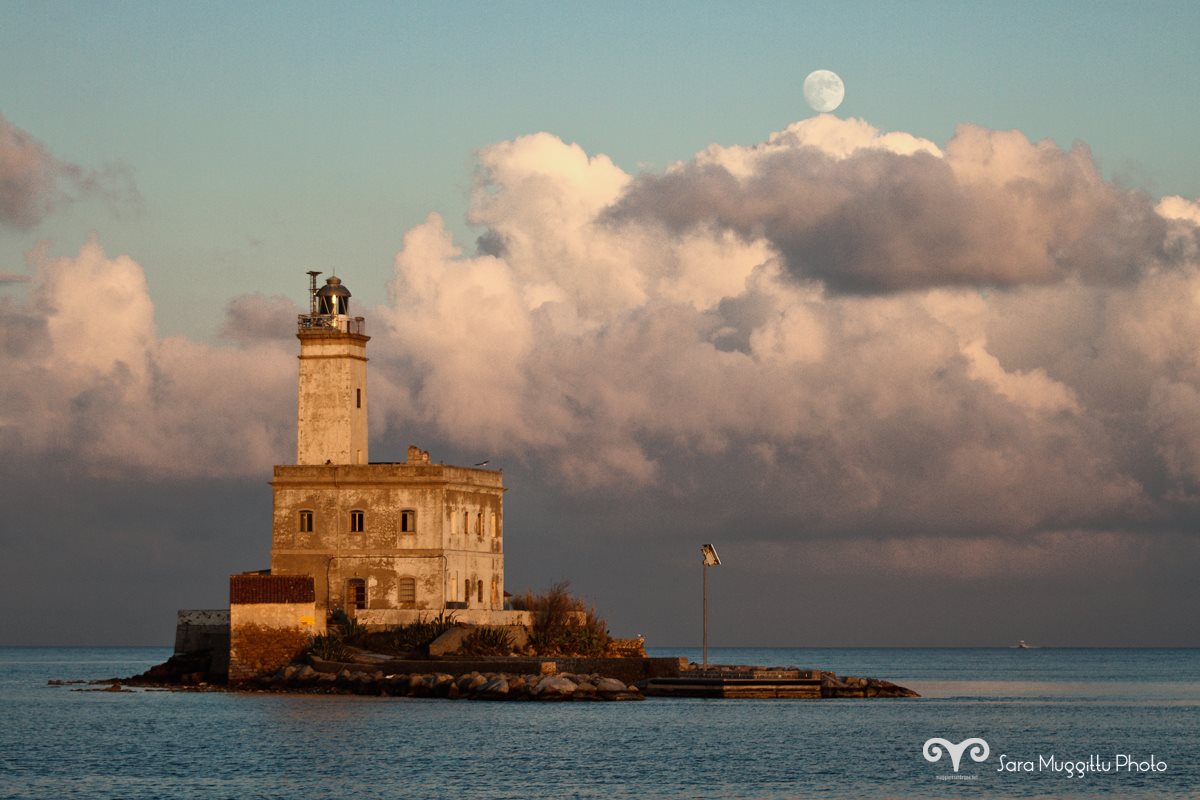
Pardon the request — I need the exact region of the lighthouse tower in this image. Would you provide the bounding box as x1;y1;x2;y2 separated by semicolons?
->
296;275;369;465
270;272;512;626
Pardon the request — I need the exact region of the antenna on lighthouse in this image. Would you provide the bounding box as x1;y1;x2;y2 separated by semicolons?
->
306;271;322;316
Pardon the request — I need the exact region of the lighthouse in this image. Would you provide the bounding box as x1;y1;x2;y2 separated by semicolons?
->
296;275;369;465
269;272;511;625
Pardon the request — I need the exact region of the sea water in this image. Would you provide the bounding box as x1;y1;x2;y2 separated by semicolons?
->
0;646;1195;798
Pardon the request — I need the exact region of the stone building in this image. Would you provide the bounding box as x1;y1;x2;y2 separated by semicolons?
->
268;274;512;626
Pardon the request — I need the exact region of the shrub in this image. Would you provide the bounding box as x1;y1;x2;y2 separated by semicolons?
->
512;581;611;657
309;631;353;662
358;612;458;656
310;613;460;660
460;626;514;657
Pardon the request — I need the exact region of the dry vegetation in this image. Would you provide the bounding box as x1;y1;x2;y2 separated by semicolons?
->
509;581;611;657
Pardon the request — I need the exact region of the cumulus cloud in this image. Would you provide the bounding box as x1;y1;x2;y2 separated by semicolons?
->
0;236;295;477
219;292;303;345
369;116;1200;569
608;119;1184;293
0;113;139;229
8;116;1200;584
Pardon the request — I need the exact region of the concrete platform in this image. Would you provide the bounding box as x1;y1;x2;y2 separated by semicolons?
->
640;675;822;698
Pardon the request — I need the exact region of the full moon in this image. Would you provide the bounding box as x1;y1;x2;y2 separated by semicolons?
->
803;69;845;113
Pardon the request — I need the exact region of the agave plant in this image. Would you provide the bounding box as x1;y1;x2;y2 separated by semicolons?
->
460;626;514;656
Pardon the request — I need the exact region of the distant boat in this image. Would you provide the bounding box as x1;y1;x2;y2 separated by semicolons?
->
1016;640;1033;649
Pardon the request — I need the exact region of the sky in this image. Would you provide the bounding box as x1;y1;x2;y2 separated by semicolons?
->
2;1;1199;647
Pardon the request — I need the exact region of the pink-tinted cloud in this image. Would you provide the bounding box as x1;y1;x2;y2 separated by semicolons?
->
0;236;295;477
8;117;1200;584
0;113;139;229
361;118;1200;574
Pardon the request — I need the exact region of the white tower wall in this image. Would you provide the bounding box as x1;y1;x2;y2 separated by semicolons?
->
296;330;369;465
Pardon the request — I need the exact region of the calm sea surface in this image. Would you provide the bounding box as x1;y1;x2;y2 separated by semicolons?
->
0;646;1196;799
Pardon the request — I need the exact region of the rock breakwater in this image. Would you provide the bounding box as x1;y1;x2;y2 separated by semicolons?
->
246;665;643;700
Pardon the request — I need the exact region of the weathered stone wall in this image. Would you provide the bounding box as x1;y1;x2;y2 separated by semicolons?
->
174;609;230;654
228;622;313;682
553;657;686;685
296;330;369;465
271;462;506;617
605;637;648;658
355;609;531;628
228;575;320;681
173;609;232;679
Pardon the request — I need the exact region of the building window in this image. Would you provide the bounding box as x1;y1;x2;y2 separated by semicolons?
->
490;514;497;538
477;579;483;603
475;512;483;538
347;578;366;610
398;577;416;604
298;509;313;533
464;578;471;606
356;388;361;409
400;510;416;533
463;511;469;535
350;509;364;533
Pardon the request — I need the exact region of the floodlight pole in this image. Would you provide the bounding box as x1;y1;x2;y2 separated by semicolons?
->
700;544;720;667
703;558;709;666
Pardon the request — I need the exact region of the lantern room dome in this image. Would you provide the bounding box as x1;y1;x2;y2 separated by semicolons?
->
316;276;351;316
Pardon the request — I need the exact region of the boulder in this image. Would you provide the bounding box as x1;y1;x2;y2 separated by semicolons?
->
411;673;436;695
476;677;510;699
595;677;628;695
532;675;577;700
457;672;483;692
427;625;474;657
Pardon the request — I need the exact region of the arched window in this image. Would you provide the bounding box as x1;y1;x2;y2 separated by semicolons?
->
346;579;366;610
398;577;416;605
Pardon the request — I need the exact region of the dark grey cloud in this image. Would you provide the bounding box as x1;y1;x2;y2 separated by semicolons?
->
607;125;1182;293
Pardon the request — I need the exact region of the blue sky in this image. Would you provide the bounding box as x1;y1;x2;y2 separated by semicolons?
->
3;1;1198;337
